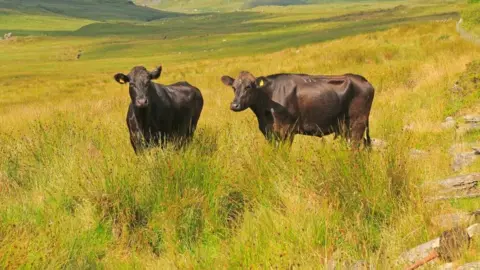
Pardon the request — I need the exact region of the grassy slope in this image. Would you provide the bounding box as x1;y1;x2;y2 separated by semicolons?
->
0;0;177;21
0;0;479;269
462;2;480;36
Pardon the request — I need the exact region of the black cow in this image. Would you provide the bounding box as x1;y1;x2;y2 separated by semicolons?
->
114;65;203;153
220;71;374;148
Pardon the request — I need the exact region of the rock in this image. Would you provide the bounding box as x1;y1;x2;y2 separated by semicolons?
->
449;143;479;155
457;262;480;270
464;115;480;124
431;212;472;230
452;152;478;172
399;237;440;264
457;122;480;135
442;117;457;129
3;32;12;40
425;173;480;201
467;223;480;238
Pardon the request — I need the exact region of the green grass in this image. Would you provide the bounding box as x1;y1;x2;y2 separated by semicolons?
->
0;0;479;268
462;2;480;36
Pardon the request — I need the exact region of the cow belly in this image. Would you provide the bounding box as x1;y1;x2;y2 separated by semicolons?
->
300;122;337;137
299;108;342;137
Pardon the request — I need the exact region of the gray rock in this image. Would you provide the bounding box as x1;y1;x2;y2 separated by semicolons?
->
457;123;480;135
450;143;479;155
464;115;480;124
467;223;480;238
425;173;480;201
452;152;478;172
399;237;440;264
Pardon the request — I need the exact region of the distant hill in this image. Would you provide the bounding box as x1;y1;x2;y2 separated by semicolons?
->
137;0;394;12
0;0;179;21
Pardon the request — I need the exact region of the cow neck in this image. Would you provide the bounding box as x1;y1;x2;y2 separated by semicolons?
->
250;85;274;113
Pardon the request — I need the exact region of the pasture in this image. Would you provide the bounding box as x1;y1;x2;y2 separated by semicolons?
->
0;0;479;268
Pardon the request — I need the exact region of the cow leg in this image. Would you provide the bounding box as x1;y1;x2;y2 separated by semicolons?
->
130;132;145;154
348;106;368;149
350;118;367;149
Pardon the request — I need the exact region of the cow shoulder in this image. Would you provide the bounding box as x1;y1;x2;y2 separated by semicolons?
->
163;82;199;107
270;78;298;116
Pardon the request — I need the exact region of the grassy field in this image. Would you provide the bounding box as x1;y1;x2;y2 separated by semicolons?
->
1;0;479;269
462;1;480;37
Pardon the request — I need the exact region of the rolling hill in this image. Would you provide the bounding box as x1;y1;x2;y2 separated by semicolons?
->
0;0;178;21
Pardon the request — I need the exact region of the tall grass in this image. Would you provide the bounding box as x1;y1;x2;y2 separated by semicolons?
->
0;5;479;269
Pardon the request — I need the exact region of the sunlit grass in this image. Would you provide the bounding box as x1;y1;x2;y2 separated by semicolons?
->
0;1;479;268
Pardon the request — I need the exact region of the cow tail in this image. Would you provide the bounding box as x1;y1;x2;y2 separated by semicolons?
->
365;119;372;147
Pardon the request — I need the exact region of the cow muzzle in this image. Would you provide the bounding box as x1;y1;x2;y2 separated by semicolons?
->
230;102;244;112
135;98;149;108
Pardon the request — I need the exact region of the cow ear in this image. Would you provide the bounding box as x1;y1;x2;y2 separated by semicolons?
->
114;73;129;84
221;76;234;86
149;66;162;80
255;76;268;88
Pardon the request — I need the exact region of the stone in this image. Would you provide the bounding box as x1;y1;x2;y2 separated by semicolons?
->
399;237;440;264
431;212;472;230
425;173;480;201
457;123;480;135
452;152;478;172
464;115;480;124
467;223;480;238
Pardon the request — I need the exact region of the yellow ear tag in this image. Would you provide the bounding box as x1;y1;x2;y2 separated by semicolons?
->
259;79;264;87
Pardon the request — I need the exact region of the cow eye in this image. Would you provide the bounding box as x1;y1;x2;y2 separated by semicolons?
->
245;85;252;90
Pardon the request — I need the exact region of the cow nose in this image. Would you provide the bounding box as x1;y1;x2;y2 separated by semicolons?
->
230;103;240;111
136;98;148;107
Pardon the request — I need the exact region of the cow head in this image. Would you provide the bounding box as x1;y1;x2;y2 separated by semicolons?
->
114;65;162;108
221;71;268;112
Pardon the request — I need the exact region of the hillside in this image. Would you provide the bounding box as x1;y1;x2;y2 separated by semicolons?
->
0;0;178;21
137;0;398;12
0;0;479;268
462;2;480;36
